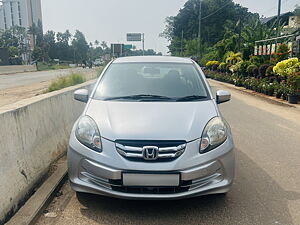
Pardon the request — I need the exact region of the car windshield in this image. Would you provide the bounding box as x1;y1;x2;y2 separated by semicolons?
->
93;62;209;101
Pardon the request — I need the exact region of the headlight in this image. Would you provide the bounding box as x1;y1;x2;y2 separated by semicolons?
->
200;117;227;153
75;116;102;152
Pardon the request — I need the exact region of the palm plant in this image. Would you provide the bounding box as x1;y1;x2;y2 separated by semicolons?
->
241;17;284;58
225;51;243;65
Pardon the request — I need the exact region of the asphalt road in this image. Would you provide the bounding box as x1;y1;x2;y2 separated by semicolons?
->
35;80;300;225
0;68;94;90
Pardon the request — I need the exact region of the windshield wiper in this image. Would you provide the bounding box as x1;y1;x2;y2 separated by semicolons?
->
104;94;174;101
175;95;207;102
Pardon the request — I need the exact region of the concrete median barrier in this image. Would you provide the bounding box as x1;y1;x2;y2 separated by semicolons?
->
0;65;37;75
0;80;95;224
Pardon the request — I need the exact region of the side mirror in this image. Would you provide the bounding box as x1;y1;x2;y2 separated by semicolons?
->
216;90;231;104
74;89;89;103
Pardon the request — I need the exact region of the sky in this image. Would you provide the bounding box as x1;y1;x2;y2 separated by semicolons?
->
42;0;299;55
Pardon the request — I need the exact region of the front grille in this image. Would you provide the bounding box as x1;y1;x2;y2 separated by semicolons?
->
81;170;222;195
112;186;190;194
110;180;192;194
115;140;186;162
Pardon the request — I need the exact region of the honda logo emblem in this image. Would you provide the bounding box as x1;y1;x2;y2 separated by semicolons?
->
143;146;159;160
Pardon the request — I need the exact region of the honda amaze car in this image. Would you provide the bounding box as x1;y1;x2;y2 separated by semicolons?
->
68;56;235;199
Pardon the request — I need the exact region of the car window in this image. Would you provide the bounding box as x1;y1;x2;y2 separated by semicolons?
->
93;62;209;101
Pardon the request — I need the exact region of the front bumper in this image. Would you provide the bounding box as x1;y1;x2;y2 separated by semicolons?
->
68;135;235;200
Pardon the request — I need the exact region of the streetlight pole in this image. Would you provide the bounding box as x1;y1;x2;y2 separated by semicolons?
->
142;33;145;56
198;0;202;59
275;0;282;50
238;16;242;52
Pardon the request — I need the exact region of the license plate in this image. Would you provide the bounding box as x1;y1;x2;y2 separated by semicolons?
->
122;173;180;187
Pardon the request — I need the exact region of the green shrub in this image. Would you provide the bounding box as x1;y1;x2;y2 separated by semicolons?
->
48;73;86;92
232;75;245;86
230;64;239;73
96;67;104;77
249;56;262;66
258;64;270;78
266;66;274;76
218;62;228;72
37;63;70;71
212;64;219;71
247;65;257;77
253;67;259;77
206;61;220;69
226;64;232;73
287;72;300;94
271;44;290;63
273;58;299;77
238;61;251;76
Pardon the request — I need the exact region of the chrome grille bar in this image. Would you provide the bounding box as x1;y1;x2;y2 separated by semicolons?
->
116;143;186;160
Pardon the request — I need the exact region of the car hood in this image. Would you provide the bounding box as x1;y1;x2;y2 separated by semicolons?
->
85;100;218;142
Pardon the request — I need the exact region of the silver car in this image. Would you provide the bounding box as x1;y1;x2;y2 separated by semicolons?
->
68;56;235;200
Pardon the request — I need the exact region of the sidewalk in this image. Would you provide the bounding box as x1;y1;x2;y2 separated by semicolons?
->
208;79;300;111
0;65;37;75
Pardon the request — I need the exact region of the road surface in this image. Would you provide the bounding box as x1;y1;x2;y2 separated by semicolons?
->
0;68;98;108
0;68;95;90
35;80;300;225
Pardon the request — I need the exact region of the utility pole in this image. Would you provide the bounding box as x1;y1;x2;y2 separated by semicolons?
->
275;0;282;50
238;16;242;52
181;30;184;56
142;33;145;56
198;0;202;58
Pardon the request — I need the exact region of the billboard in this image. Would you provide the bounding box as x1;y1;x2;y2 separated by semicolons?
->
127;33;142;42
271;44;276;54
266;44;271;55
254;46;258;55
124;44;133;50
258;46;262;55
262;45;266;55
111;44;124;55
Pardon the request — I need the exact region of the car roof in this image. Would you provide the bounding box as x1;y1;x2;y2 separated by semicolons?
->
113;56;194;64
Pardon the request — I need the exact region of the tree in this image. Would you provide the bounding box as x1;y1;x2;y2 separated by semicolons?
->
159;16;175;41
43;30;56;59
72;30;89;63
88;42;103;61
294;5;300;16
101;41;108;50
28;24;38;48
94;40;100;47
184;39;198;56
162;0;255;57
0;26;28;59
32;47;43;61
8;46;19;57
240;17;278;59
28;20;43;48
29;20;48;61
55;30;73;61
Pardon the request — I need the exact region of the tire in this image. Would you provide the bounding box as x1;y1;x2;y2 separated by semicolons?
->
76;192;91;205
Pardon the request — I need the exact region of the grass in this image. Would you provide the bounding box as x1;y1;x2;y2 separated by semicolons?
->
37;62;71;71
96;67;104;77
48;73;86;92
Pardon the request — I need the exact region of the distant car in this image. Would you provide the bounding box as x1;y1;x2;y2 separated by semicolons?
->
94;58;103;67
68;56;235;199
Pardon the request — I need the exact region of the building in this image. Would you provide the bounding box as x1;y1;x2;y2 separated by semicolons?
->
260;11;300;30
288;16;300;29
0;0;42;63
0;0;42;31
260;12;293;26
